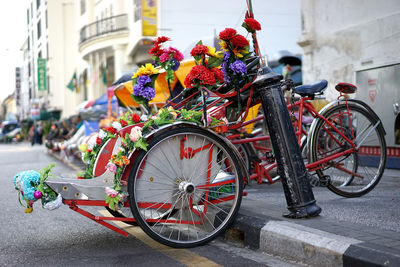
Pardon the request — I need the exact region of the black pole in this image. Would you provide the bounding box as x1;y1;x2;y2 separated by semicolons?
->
252;67;321;218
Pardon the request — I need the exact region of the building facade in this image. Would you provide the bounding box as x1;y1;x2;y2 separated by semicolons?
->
22;0;82;119
298;0;400;165
77;0;158;102
20;0;158;119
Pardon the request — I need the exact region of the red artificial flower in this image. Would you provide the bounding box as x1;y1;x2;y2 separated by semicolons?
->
120;119;128;127
244;18;261;31
184;73;193;88
184;65;224;88
210;68;224;83
231;34;249;48
200;70;216;86
131;113;140;123
190;44;208;57
148;44;164;56
87;149;92;153
219;28;237;41
96;136;102;145
154;36;170;45
104;127;117;135
77;176;85;179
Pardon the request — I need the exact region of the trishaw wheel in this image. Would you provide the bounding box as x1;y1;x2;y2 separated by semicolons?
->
129;126;243;248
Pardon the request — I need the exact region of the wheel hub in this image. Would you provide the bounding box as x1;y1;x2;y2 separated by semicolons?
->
179;181;195;194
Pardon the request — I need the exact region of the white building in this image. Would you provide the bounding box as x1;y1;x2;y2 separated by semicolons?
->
77;0;158;102
24;0;82;119
298;0;400;166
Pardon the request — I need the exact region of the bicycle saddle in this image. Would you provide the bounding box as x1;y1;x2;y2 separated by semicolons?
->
293;80;328;97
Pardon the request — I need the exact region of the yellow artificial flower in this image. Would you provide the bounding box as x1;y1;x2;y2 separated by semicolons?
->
132;63;159;78
78;143;87;152
219;40;228;51
206;46;222;58
233;47;249;58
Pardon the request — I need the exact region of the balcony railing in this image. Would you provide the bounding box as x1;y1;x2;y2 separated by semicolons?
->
80;14;128;44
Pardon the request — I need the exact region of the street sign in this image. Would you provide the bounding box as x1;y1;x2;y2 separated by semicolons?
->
142;0;157;36
37;58;47;91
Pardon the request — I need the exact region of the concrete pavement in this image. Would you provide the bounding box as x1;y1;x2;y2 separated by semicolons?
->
227;169;400;266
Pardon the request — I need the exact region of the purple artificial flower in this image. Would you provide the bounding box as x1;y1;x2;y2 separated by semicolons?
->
137;75;152;85
223;51;231;61
132;83;143;96
141;86;155;100
133;75;155;100
229;60;247;76
170;58;180;71
221;52;231;83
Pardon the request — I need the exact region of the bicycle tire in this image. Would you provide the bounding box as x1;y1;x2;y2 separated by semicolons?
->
128;126;243;248
310;103;386;197
235;143;252;172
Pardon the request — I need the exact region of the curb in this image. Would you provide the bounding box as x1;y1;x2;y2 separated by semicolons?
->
227;212;400;267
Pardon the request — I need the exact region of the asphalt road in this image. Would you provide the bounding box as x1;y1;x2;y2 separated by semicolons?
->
1;143;302;267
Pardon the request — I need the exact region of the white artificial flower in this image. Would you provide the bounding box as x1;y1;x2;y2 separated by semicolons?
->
112;121;122;131
99;129;107;139
43;194;63;210
140;114;148;121
129;126;143;142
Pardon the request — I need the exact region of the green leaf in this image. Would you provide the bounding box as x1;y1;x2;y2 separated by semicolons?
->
134;138;148;151
196;40;203;45
194;54;203;62
131;94;149;106
207;57;223;68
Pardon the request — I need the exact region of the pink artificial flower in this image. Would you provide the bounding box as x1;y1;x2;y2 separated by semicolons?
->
105;187;119;198
106;162;117;174
160;53;170;63
167;47;184;62
129;126;143;142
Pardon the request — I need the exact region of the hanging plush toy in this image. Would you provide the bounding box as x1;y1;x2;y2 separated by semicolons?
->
13;163;61;213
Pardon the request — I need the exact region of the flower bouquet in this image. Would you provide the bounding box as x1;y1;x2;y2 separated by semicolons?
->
149;36;184;84
131;63;159;107
184;41;224;91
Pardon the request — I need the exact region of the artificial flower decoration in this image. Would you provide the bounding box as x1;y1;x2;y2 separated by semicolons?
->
149;36;184;83
218;27;252;85
13;163;59;213
242;18;262;33
184;41;224;90
131;64;159;107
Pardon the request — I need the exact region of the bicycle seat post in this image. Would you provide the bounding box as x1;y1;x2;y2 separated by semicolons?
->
253;67;321;218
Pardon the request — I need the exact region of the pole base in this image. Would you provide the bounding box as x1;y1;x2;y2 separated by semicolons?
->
282;203;322;219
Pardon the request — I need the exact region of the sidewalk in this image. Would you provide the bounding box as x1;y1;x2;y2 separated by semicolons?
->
226;168;400;266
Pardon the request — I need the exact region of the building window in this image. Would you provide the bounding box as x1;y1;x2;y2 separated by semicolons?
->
37;19;41;39
45;9;48;29
28;36;30;51
36;0;40;10
38;50;42;59
31;2;33;18
28;62;31;77
134;0;141;22
46;43;49;59
80;0;86;15
27;9;29;24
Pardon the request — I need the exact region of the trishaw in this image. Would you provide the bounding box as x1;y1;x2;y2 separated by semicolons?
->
14;0;386;249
